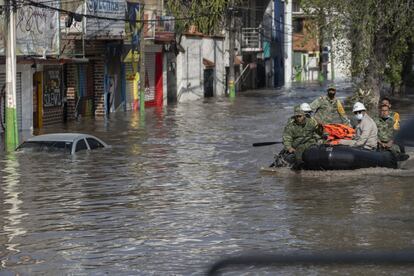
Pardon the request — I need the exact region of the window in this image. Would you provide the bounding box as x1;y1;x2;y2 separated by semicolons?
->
17;141;72;153
293;18;304;34
86;138;104;150
293;0;301;13
75;139;88;152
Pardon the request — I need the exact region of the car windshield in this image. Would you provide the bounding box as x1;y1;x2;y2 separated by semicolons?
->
17;141;73;154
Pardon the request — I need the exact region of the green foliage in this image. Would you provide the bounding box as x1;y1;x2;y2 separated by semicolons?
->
300;0;414;96
166;0;234;36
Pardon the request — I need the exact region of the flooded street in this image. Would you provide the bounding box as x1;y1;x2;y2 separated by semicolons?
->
1;84;414;275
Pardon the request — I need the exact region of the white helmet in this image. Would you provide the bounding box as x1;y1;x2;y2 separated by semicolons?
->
300;103;312;112
353;102;366;112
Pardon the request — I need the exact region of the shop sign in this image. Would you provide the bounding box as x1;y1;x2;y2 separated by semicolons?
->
43;69;62;107
85;0;126;38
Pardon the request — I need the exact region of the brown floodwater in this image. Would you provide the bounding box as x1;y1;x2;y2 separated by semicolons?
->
1;83;414;275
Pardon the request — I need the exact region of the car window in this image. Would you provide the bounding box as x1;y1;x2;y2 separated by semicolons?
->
17;141;72;153
75;139;88;152
86;138;104;150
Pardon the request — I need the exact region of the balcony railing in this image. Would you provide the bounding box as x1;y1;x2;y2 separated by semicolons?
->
145;14;175;42
241;28;262;52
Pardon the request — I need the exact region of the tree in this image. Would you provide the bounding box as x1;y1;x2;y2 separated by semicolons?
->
166;0;233;38
301;0;414;108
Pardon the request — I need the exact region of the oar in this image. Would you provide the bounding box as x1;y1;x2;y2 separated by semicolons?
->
252;141;283;147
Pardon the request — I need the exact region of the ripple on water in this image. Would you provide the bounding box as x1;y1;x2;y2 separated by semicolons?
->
1;86;414;274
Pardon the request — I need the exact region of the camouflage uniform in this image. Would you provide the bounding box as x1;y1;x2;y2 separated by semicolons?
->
282;115;323;163
374;116;400;154
310;95;349;125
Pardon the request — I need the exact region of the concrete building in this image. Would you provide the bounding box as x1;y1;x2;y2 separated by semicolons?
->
291;0;350;83
175;34;225;102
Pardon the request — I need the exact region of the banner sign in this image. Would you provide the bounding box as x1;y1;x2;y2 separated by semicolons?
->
125;1;141;48
43;68;62;107
85;0;126;38
0;0;60;56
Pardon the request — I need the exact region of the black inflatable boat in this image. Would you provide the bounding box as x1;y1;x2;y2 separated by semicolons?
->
302;145;399;170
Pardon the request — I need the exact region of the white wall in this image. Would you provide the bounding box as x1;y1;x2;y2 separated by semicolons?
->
202;37;225;97
329;36;351;81
176;35;225;102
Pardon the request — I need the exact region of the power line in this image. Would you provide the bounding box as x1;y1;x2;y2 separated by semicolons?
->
29;0;174;13
23;0;222;24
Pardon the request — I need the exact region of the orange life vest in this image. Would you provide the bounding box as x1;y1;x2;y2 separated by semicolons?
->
323;123;355;145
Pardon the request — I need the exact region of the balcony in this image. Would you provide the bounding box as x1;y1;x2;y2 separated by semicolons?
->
241;28;262;52
144;14;175;43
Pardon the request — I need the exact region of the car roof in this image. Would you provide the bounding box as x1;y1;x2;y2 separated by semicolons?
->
26;133;95;143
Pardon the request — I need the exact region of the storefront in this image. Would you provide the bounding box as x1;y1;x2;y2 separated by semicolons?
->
0;64;33;133
123;45;164;109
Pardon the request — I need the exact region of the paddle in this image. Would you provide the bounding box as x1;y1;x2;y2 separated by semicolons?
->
252;141;283;147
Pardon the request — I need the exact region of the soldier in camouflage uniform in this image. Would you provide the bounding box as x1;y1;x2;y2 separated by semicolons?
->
273;106;323;168
374;104;400;154
380;97;400;130
310;85;350;125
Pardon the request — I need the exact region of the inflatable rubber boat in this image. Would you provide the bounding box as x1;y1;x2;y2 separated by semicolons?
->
302;145;400;170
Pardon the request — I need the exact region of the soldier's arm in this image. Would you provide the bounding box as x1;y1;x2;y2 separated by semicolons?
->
310;97;320;111
337;100;350;124
310;118;324;136
282;126;294;151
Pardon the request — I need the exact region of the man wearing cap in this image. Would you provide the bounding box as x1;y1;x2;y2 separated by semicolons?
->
338;102;378;150
278;105;323;167
380;97;400;130
375;104;397;151
310;85;350;125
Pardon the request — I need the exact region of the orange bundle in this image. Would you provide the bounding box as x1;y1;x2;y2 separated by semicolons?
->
323;124;355;145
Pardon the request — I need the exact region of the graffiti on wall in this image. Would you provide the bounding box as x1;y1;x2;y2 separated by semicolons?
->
43;69;62;107
0;0;59;55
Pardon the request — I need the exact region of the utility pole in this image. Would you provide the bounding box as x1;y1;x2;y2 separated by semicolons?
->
228;1;235;98
139;3;145;115
5;0;18;151
329;37;335;81
284;0;292;86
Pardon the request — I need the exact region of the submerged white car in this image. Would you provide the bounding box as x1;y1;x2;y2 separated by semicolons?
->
17;133;109;155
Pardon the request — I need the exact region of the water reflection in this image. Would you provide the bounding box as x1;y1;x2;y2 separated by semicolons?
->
1;154;26;253
0;84;414;274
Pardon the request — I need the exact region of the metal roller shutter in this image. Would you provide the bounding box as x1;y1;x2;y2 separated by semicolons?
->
124;63;134;110
0;72;22;131
16;73;22;130
145;52;156;102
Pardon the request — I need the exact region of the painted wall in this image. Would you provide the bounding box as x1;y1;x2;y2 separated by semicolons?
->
176;35;225;102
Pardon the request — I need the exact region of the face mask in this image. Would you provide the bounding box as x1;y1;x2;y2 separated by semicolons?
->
355;113;364;120
328;92;336;98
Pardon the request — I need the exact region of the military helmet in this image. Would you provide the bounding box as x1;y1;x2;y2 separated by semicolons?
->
294;105;305;116
327;85;336;91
